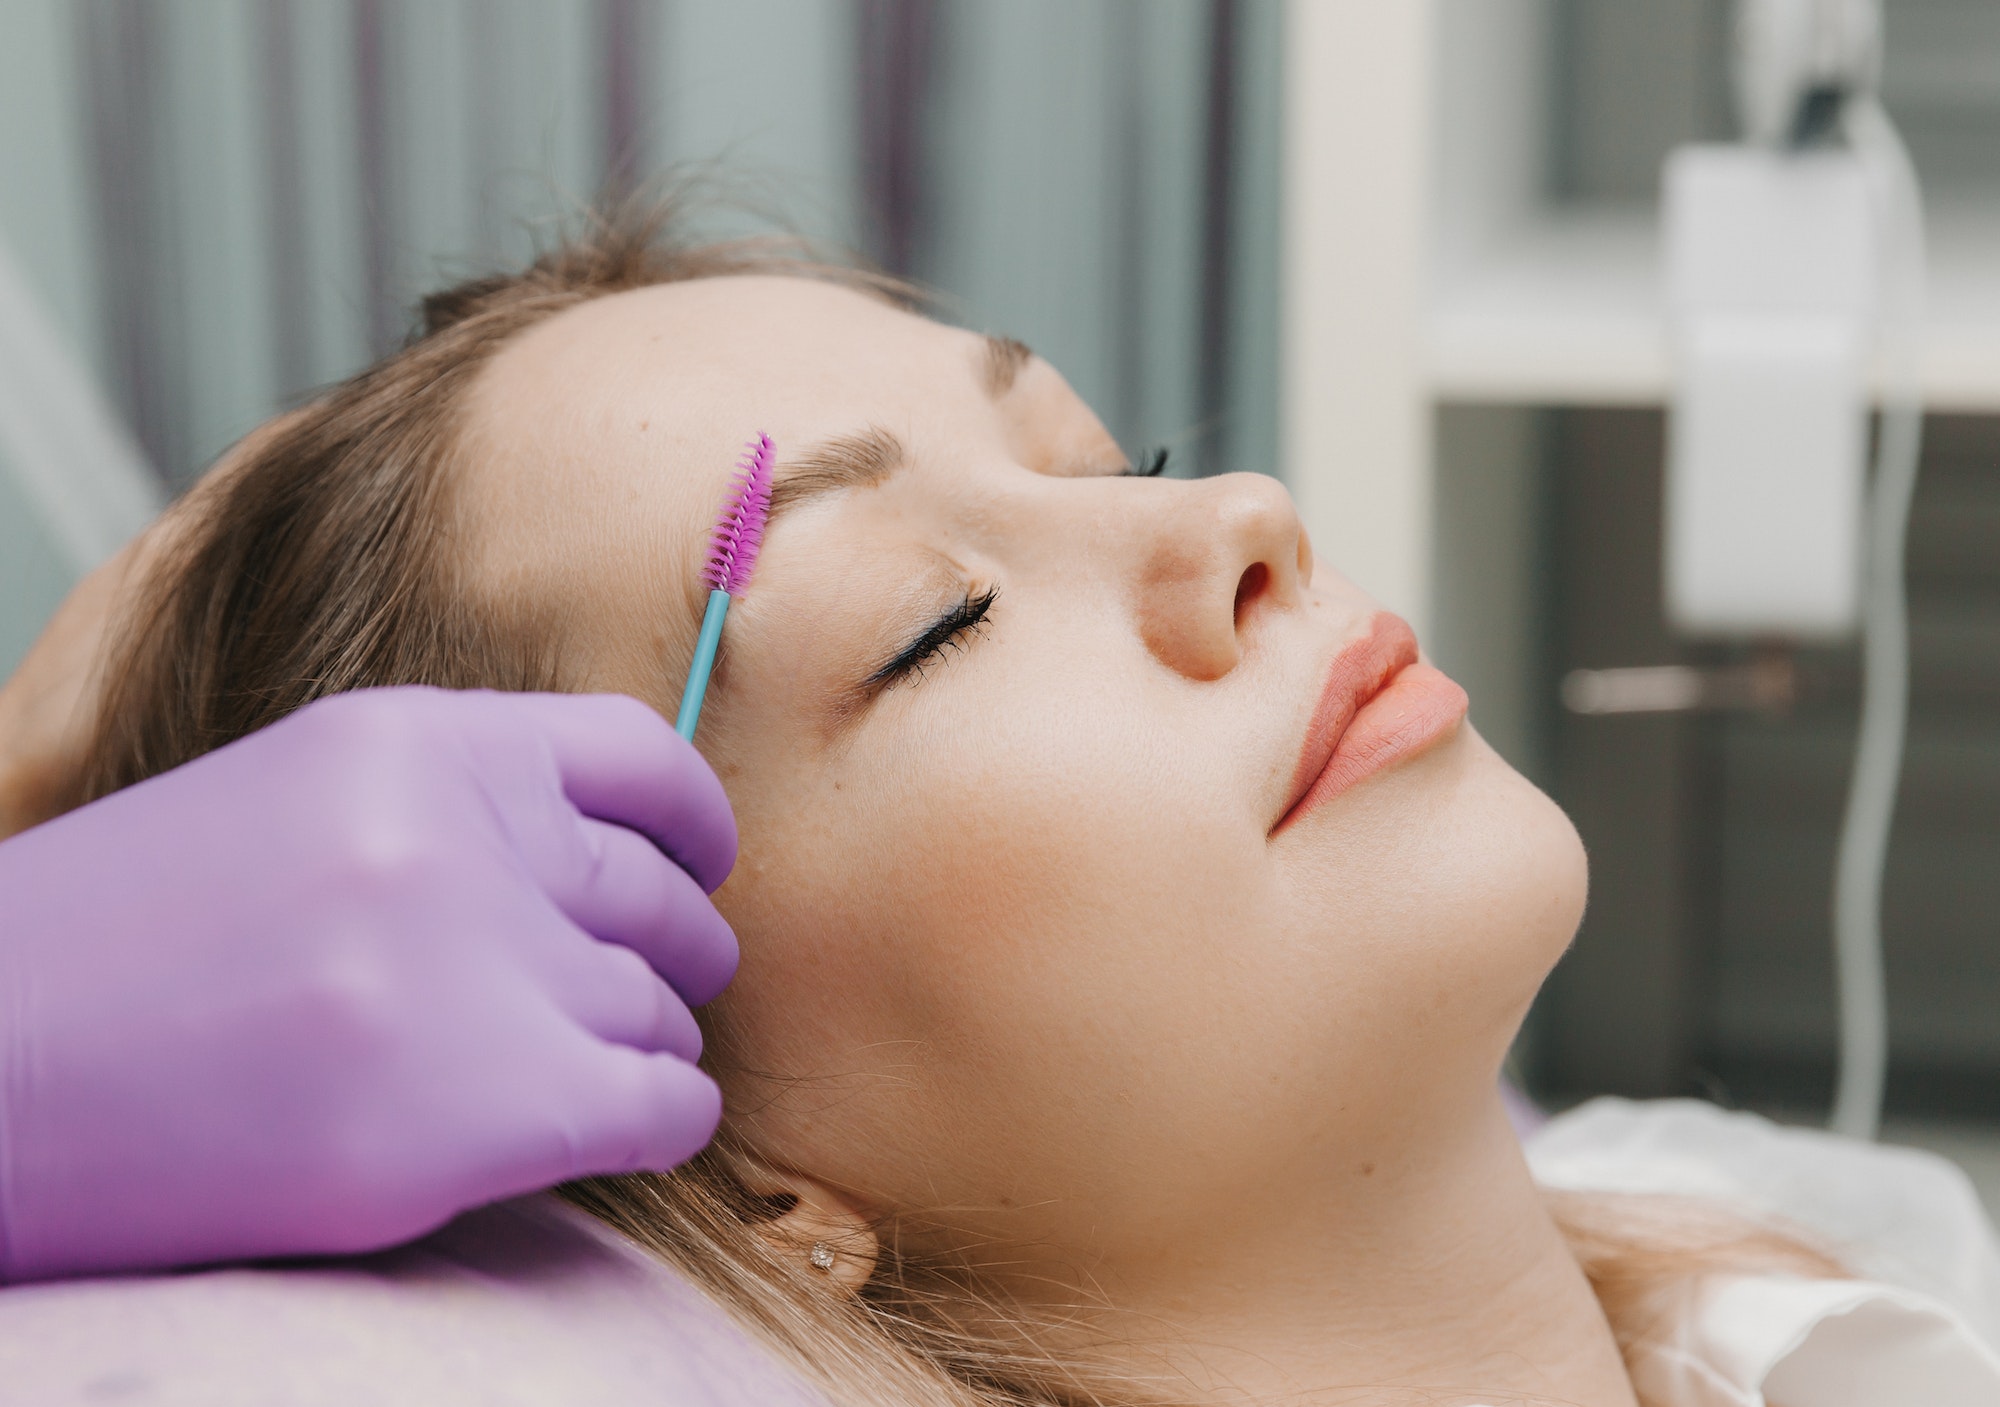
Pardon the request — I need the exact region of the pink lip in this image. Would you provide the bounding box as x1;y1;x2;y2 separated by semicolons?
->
1271;613;1469;835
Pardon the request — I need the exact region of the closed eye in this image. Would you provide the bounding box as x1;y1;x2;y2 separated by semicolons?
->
865;588;999;691
1126;446;1171;478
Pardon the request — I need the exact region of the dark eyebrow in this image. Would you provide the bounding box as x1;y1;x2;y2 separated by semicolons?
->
766;426;909;525
982;335;1033;398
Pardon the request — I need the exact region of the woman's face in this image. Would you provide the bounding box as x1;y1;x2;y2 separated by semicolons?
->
461;276;1586;1267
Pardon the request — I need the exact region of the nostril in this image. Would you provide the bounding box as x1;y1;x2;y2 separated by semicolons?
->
1234;562;1270;627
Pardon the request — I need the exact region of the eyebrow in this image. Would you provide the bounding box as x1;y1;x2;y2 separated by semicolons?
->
983;335;1033;397
758;335;1030;529
766;426;908;525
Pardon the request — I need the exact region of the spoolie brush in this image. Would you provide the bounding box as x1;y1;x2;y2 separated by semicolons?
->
675;433;775;739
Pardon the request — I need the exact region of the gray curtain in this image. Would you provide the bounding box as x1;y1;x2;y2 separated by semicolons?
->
0;0;1283;674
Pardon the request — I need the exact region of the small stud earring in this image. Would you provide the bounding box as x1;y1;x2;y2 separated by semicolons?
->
809;1242;836;1272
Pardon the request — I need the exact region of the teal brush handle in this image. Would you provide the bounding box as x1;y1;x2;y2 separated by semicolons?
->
675;589;731;740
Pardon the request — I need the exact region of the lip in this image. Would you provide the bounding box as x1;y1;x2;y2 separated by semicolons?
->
1271;613;1469;834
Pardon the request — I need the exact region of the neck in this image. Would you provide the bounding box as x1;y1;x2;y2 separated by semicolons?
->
1067;1090;1638;1407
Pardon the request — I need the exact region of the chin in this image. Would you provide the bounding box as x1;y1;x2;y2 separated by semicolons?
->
1473;739;1588;1008
1278;724;1585;1062
1410;725;1588;1034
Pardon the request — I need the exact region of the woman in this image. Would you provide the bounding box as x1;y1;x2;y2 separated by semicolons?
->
39;206;2000;1406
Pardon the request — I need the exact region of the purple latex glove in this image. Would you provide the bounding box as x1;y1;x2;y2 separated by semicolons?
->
0;686;738;1283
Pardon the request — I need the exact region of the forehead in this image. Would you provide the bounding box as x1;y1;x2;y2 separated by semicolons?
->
477;276;997;459
457;277;1003;598
460;273;1117;555
456;273;1118;592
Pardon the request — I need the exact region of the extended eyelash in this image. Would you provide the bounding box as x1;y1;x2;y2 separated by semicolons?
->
1126;446;1170;478
866;587;999;691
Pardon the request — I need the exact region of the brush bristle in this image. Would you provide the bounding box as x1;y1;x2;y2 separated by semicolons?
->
702;433;775;595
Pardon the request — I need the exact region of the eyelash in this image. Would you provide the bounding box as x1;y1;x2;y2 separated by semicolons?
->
859;451;1157;693
867;587;1000;691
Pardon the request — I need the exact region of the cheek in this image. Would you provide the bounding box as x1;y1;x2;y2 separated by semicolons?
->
707;654;1587;1224
711;663;1275;1194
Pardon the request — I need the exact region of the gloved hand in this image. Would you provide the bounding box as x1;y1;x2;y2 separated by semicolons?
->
0;686;738;1283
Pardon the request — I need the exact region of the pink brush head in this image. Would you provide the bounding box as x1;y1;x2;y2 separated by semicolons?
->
702;433;774;596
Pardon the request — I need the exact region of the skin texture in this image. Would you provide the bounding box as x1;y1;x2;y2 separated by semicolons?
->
446;277;1629;1406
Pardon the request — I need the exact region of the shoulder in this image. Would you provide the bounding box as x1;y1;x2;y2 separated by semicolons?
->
1527;1096;2000;1333
1527;1100;2000;1404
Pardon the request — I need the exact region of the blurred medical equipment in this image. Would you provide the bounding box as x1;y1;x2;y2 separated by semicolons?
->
1660;0;1925;1140
1561;653;1799;718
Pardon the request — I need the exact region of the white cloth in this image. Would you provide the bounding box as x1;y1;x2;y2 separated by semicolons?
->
1527;1097;2000;1406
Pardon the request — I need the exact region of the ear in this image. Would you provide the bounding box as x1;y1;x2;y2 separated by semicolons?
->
728;1151;880;1296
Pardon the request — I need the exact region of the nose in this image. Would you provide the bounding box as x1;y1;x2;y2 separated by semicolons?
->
1130;472;1311;681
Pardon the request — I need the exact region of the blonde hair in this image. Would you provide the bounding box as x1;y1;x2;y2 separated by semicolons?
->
58;198;1840;1407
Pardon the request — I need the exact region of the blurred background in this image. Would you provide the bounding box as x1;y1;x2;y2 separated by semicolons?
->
0;0;1284;648
3;1;1999;1195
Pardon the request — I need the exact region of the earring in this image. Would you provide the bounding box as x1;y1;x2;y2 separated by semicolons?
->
809;1242;836;1273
